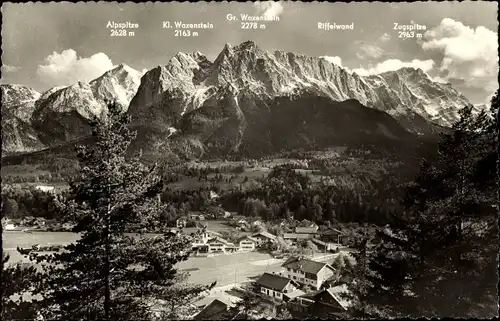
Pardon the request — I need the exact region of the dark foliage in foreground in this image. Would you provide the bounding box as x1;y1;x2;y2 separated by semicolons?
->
344;93;499;318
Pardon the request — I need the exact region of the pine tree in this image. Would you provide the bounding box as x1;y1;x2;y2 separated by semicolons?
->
344;93;499;318
1;254;41;320
26;101;212;320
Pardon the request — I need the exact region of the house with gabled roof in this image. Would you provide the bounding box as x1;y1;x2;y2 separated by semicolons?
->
281;256;336;290
206;236;235;254
283;233;314;242
252;231;277;245
287;285;351;318
310;238;338;252
189;228;228;255
193;298;240;320
255;272;301;302
189;228;221;245
320;227;348;245
238;235;259;251
193;299;229;320
283;222;320;245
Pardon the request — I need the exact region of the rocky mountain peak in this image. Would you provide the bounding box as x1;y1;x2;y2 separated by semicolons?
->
1;84;40;105
130;40;473;130
89;64;142;109
2;41;477;156
236;40;258;50
214;41;265;65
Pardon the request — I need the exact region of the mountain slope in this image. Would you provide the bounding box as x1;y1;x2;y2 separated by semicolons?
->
141;89;428;161
365;68;471;128
3;41;472;158
1;84;46;154
128;41;466;159
90;63;143;110
2;65;142;152
1;84;41;121
2;108;47;154
129;41;471;136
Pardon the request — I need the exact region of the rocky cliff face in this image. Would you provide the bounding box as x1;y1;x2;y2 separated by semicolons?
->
364;68;471;128
2;41;473;158
127;41;470;158
1;85;46;154
1;84;40;121
129;41;470;129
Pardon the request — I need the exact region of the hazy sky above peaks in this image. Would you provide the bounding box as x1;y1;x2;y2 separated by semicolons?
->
1;1;498;104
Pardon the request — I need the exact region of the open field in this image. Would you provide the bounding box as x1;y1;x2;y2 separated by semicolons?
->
177;252;282;286
182;220;250;234
3;232;281;288
177;252;341;287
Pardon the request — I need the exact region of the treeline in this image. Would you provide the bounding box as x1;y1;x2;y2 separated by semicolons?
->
2;158;80;183
1;181;220;223
157;187;216;225
342;99;499;318
1;185;65;219
218;166;405;226
2;172;75;184
166;164;246;178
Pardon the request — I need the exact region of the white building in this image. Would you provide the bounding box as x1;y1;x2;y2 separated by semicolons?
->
238;236;259;251
256;273;301;302
281;256;336;290
2;218;17;230
35;185;55;192
206;236;236;254
190;229;237;255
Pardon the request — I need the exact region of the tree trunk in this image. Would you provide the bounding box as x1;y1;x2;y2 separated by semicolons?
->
104;199;111;319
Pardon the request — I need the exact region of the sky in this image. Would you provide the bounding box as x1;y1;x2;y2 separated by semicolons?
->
1;1;498;105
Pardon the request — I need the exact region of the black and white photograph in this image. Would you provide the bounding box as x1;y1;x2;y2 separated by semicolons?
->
1;1;498;320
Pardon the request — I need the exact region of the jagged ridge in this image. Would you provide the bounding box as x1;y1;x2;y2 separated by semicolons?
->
2;41;472;157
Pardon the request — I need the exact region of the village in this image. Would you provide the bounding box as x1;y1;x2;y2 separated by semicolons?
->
4;210;355;319
2;184;357;320
168;212;355;319
172;213;349;257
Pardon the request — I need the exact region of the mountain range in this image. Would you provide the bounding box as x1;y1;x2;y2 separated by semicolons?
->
1;40;476;161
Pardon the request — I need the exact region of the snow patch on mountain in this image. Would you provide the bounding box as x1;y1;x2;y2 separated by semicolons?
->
128;51;214;120
2;41;478;155
1;84;46;155
185;87;213;115
35;82;104;119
